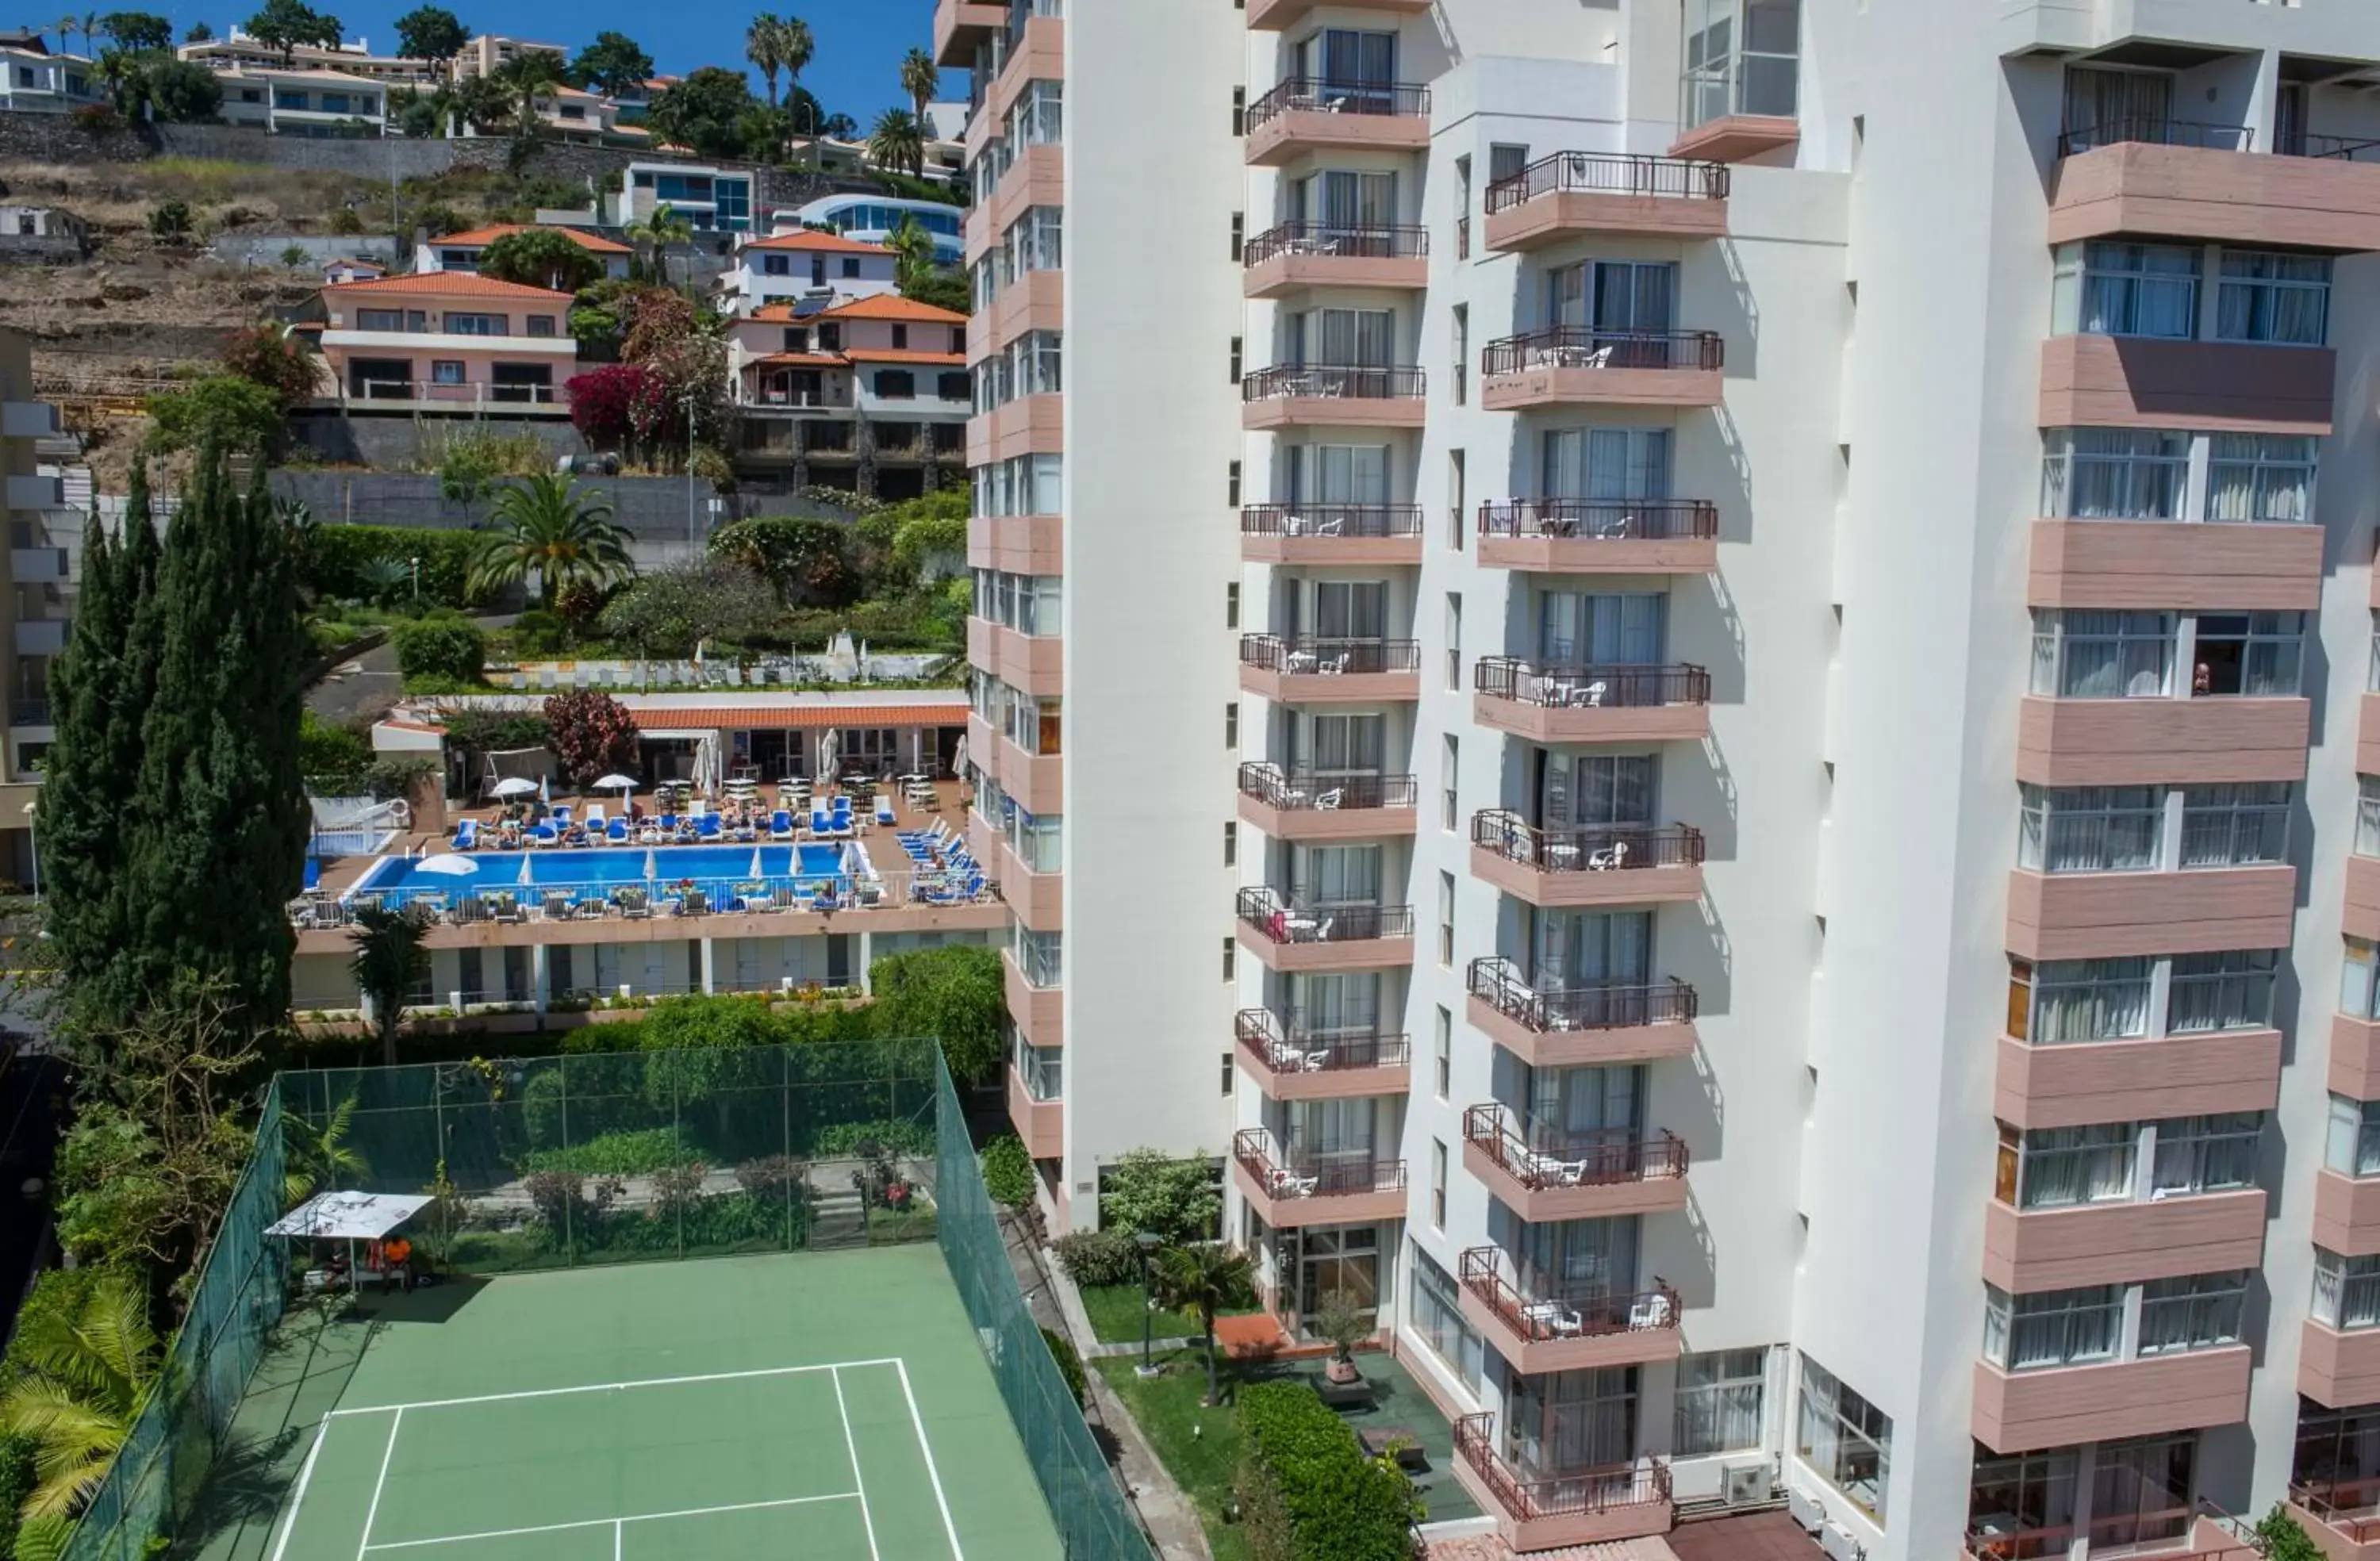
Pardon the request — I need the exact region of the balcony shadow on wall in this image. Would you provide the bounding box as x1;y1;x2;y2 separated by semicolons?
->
1710;238;1760;385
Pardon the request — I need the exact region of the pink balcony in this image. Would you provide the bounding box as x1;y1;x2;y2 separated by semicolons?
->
1238;504;1423;567
1457;1250;1680;1374
1230;1129;1406;1227
1235;765;1417;842
1004;948;1061;1049
1472;658;1712;745
967;513;1062;576
1470;811;1705;909
1233;1011;1410;1101
1238;635;1420;704
2317;1171;2380;1260
998;730;1061;815
1668;115;1798;164
2293;1487;2380;1561
1242;223;1427;300
2362;696;2380;777
2335;1017;2380;1101
1241;365;1426;431
972;817;1058;933
1244;0;1429;29
1461;1105;1688;1222
2348;857;2380;943
1233;888;1415;973
1484;153;1729;250
1466;958;1700;1068
1983;1188;2266;1293
2301;1321;2380;1410
1971;1345;2251;1454
1243;79;1430;167
965;393;1061;467
985;17;1061;125
1007;1064;1061;1158
970;269;1063;363
2029;520;2324;612
1994;1032;2281;1132
965;616;1061;698
2038;336;2335;436
1476;499;1719;575
1480;329;1724;411
931;0;1002;66
1453;1417;1673;1551
2015;696;2310;787
988;142;1062;240
2049;137;2380;254
2005;865;2295;961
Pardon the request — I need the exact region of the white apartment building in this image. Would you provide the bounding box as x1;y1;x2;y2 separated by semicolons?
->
949;0;2380;1557
178;31;435;86
0;33;95;113
213;67;389;136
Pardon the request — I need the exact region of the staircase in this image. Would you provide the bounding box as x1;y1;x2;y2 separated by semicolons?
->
809;1184;867;1250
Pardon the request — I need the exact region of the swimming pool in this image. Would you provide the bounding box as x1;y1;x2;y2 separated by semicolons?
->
358;844;856;897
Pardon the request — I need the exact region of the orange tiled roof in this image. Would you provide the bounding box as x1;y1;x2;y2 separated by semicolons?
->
745;353;848;370
840;347;966;366
625;704;968;731
429;223;632;255
324;272;575;301
816;293;967;324
743;229;894;255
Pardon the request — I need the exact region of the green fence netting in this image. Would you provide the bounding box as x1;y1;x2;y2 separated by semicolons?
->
63;1079;289;1561
935;1062;1155;1561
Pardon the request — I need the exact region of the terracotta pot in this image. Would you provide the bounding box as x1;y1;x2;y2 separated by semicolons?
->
1324;1356;1361;1385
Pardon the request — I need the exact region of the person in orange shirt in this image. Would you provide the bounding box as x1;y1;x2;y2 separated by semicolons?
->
382;1237;412;1292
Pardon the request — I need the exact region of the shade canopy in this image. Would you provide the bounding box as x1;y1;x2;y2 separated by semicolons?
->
414;853;477;876
267;1191;432;1241
593;774;639;792
491;777;539;797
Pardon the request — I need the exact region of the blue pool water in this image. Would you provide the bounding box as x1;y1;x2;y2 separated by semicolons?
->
360;844;852;896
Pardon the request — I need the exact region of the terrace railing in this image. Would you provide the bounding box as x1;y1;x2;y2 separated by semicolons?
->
1236;762;1418;812
1242;221;1429;267
1453;1416;1672;1525
1231;1126;1407;1198
1457;1248;1680;1345
345;379;565;408
1240;503;1424;541
1478;497;1718;543
1241;363;1427;402
2292;1481;2380;1544
1462;1103;1690;1191
1245;76;1430;132
1468;957;1699;1033
1238;634;1422;677
1485;150;1729;213
1474;658;1710;711
2056;117;2253;156
1234;885;1416;945
2287;132;2380;163
1234;1009;1411;1076
1471;811;1706;874
1481;328;1724;376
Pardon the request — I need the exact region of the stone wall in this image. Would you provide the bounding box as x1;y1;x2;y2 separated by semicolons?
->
269;466;858;547
209;232;400;267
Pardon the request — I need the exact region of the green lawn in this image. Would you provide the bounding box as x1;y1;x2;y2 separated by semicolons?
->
1077;1283;1211;1344
1093;1350;1251;1561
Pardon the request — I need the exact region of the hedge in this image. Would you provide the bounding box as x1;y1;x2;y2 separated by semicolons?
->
1039;1325;1086;1408
980;1133;1034;1208
303;525;486;608
392;618;487;684
1232;1380;1417;1561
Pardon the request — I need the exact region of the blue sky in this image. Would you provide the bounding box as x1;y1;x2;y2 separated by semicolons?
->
167;2;944;121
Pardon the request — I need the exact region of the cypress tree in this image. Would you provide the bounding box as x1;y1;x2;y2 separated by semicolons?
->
40;470;125;1006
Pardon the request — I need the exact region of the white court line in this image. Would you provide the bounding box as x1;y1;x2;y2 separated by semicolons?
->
829;1367;881;1561
355;1406;403;1561
265;1416;329;1561
326;1358;904;1418
612;1517;622;1561
893;1359;965;1561
359;1492;860;1552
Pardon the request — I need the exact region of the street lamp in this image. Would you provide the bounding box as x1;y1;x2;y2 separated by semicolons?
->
409;554;421;603
1134;1230;1163;1379
20;800;35;903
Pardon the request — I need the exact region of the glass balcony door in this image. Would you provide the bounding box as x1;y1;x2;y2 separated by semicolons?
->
1537;592;1664;665
1284;443;1390;505
1296;842;1382;909
1544;428;1670;503
1284;711;1386;780
1516;1215;1638;1302
1532;909;1653;991
1291;971;1380;1043
1508;1367;1640;1480
1524;1063;1645;1156
1538;753;1656;832
1291;169;1397;231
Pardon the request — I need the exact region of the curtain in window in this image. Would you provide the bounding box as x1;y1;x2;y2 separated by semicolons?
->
1296;972;1379;1037
2063;67;2171;141
1300;843;1380;907
2217;252;2329;345
1549;264;1590;330
1511;1367;1637;1478
1291;1097;1376;1158
2018;1125;2136;1209
1309;444;1388;504
1518;1216;1638;1297
1593;262;1676;336
1308;712;1384;775
2089;1436;2195;1549
1313;580;1387;638
1526;1064;1644;1149
2006;1287;2123;1369
1308;308;1392;367
1675;1350;1767;1458
1534;910;1653;989
1549;755;1655;830
2148;1114;2259;1194
1538;593;1665;664
1542;428;1670;501
2205;435;2314;524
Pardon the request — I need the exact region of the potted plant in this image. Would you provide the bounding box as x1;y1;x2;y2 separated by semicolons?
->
1314;1289;1371;1386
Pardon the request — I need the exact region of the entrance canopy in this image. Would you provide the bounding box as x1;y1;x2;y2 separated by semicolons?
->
267;1191;432;1241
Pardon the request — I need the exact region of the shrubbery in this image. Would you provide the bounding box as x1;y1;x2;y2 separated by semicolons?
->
1232;1380;1417;1561
392;617;487;685
1052;1226;1143;1288
1040;1326;1086;1409
981;1133;1034;1208
300;524;484;608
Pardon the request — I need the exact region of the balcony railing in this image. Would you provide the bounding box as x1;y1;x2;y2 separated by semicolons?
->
1232;1126;1407;1199
2290;133;2380;163
1239;634;1421;677
1471;811;1706;873
2056;117;2253;157
10;698;52;727
1235;885;1415;944
1479;498;1718;543
1463;1103;1689;1191
1237;763;1418;811
1474;658;1711;709
1234;1009;1411;1074
1482;328;1724;376
1245;76;1430;132
2293;1480;2380;1545
1486;151;1729;213
344;379;566;408
1242;221;1429;267
1966;1506;2245;1561
1242;364;1427;402
1454;1416;1672;1525
1468;957;1699;1034
1241;503;1424;540
1457;1248;1680;1344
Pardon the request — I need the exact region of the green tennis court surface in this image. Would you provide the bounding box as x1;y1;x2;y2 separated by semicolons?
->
179;1245;1062;1560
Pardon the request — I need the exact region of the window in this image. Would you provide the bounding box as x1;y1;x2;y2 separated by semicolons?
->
874;370;916;398
2217;250;2328;345
2192;612;2304;697
445;313;509;336
1230;85;1245;137
2149;1114;2260;1196
1444;591;1461;689
840;257;860;278
1223;821;1236;867
1015;926;1062;986
1223;938;1235;981
2010;957;2152;1044
525;315;555;337
2137;1271;2248;1356
1226;460;1242;508
1228;336;1242;383
429;360;466;385
1015;1037;1062;1099
2313;1248;2380;1330
1433;1006;1450;1099
2017;785;2162;873
937;371;969;401
2040;429;2187;520
1450;304;1468;405
1997;1123;2136;1210
1797;1356;1891;1521
1429;1140;1446;1229
1224;702;1238;748
1407;1248;1485;1392
2179;783;2289;867
781;327;808;353
1441;734;1458;832
1676;1348;1768;1457
1982;1284;2124;1371
2347;940;2380;1021
891;324;908;350
1222;1052;1234;1094
2328;1096;2380;1178
2051;241;2198;339
2360;777;2380;858
817;323;842;351
1681;0;1800;128
2031;610;2175;698
2207;435;2317;524
2165;951;2278;1034
1438;870;1455;966
355;308;408;331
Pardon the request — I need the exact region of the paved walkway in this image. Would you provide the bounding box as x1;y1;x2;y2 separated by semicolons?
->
305;636;401;726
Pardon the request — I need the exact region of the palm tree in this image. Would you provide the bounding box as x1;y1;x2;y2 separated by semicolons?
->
468;474;634;608
885;214;937;290
779;16;815;164
900;46;938;126
745;13;784;109
625;201;693;286
0;1271;159;1550
284;1095;372;1206
1150;1243;1256;1406
867;109;926;179
52;13;77;53
347;903;433;1067
498;49;565;151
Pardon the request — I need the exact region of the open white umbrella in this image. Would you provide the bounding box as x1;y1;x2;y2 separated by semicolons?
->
492;777;538;799
593;773;639;795
816;727;841;784
414;853;478;876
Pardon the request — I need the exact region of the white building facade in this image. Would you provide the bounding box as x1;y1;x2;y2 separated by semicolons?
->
952;0;2380;1556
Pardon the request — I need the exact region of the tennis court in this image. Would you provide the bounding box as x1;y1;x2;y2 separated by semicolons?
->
184;1245;1062;1561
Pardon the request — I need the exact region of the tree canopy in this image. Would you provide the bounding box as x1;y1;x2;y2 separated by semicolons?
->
143;374;282;456
647;66;756;160
597;558;777;662
478;228;601;293
98;11;171;52
392;4;466;63
242;0;340;63
569;30;652;98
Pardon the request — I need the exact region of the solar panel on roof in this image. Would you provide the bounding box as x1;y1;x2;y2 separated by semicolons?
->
791;294;831;317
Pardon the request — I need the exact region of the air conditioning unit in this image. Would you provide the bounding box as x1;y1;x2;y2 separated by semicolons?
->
1722;1461;1774;1506
1787;1487;1825;1533
1821;1522;1865;1561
